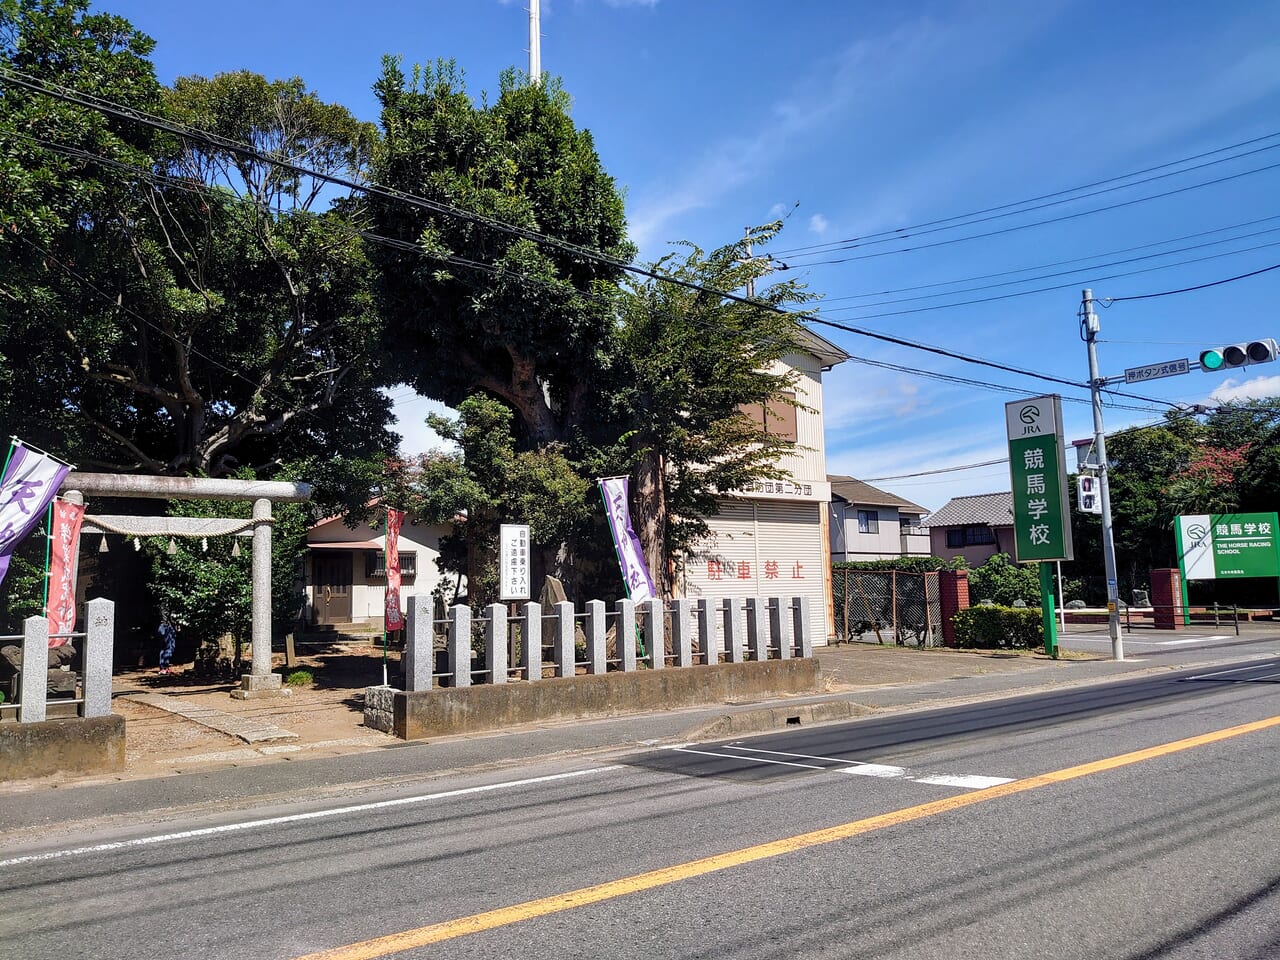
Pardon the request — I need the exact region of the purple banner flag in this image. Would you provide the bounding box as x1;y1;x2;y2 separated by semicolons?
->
599;477;656;602
0;443;71;587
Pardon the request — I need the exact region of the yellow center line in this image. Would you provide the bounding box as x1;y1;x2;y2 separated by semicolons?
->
295;713;1280;960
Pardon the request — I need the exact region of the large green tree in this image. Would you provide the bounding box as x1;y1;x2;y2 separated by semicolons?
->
609;223;815;597
369;61;635;447
1;5;394;476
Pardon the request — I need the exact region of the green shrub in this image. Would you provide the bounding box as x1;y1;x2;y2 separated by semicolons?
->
283;668;314;687
968;554;1042;607
952;605;1044;649
833;557;957;575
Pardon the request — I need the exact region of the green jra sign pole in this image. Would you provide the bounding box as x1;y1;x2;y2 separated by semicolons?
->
1006;396;1075;658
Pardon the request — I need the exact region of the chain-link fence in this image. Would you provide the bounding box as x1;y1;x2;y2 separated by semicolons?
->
833;569;941;646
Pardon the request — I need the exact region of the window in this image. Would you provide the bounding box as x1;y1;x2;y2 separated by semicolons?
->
738;391;799;443
857;510;879;534
945;525;996;548
365;550;417;579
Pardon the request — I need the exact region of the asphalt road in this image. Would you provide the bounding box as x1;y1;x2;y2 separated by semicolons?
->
3;657;1279;959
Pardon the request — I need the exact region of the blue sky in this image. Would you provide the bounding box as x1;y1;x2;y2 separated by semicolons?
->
102;0;1280;511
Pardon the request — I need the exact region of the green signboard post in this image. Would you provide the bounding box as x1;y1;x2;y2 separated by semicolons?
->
1006;395;1074;657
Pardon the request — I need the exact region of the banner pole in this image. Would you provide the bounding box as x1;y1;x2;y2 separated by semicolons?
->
42;501;54;615
382;508;390;687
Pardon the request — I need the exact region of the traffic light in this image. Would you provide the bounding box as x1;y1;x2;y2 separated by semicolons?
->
1077;475;1102;515
1199;339;1278;372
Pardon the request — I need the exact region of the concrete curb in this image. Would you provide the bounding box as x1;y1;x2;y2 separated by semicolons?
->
683;698;876;739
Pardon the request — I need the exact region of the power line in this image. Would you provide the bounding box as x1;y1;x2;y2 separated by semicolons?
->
807;238;1280;322
863;457;1009;482
1102;262;1280;302
814;214;1280;304
813;224;1280;312
0;68;1198;415
780;160;1280;269
770;130;1280;258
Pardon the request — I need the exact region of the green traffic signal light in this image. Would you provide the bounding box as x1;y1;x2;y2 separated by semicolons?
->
1200;349;1226;371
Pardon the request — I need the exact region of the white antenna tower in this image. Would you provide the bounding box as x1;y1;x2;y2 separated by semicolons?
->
528;0;541;85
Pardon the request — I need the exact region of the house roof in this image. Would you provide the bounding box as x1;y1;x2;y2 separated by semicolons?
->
828;475;926;515
796;328;851;370
923;491;1014;528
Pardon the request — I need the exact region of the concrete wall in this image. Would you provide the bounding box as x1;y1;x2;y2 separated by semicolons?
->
0;714;125;781
376;658;821;740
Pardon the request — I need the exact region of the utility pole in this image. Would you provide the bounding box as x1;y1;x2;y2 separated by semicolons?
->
744;226;755;298
1082;288;1124;659
528;0;541;85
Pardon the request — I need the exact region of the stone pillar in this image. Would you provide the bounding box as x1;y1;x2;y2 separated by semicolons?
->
485;603;508;683
792;596;813;658
939;569;970;648
585;599;607;674
521;601;542;681
694;597;716;665
1151;568;1183;630
554;600;575;678
722;598;745;664
405;594;433;691
768;597;792;660
83;598;114;718
235;498;286;698
746;597;768;661
448;604;472;687
642;598;664;669
671;598;693;668
19;616;49;723
616;599;637;672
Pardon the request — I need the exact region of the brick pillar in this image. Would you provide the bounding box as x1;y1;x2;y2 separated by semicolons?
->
939;569;970;647
1150;568;1182;630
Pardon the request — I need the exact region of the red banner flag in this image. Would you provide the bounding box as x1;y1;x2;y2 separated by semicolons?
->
384;508;406;631
46;500;85;644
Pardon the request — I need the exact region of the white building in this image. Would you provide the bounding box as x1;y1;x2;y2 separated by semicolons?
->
680;330;850;641
304;511;455;629
828;475;930;561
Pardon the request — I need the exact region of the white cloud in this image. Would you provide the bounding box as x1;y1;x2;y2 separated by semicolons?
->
1209;375;1280;404
385;390;458;456
808;213;829;235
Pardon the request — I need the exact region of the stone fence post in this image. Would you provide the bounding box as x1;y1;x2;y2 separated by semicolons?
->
404;594;433;691
83;598;114;718
19;616;49;723
585;600;607;674
554;601;575;678
521;601;542;681
746;597;768;661
641;598;664;669
447;604;471;688
616;599;637;672
485;603;508;683
671;598;693;668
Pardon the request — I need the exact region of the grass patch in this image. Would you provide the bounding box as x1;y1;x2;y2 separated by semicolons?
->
283;668;314;687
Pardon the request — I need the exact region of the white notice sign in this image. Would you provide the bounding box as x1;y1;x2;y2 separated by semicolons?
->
499;524;531;601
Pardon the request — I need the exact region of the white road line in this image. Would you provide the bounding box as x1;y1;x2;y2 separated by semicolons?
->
670;747;825;770
1149;635;1231;645
840;764;908;779
0;765;622;870
1188;663;1274;680
913;774;1013;789
711;744;1011;790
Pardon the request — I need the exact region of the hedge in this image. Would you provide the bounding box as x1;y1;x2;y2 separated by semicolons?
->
952;605;1044;650
832;557;956;575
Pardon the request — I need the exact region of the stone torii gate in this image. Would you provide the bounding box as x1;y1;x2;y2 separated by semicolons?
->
59;473;312;700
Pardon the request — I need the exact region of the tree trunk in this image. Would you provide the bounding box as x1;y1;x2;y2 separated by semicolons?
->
633;449;672;598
